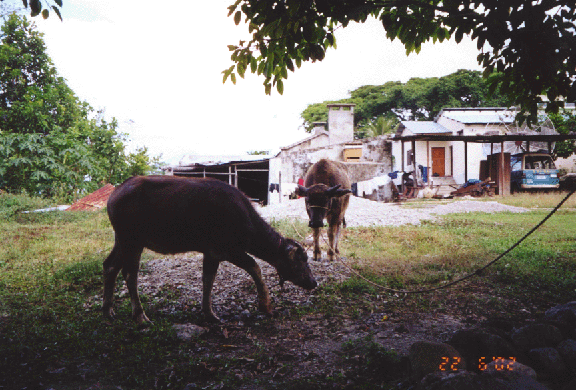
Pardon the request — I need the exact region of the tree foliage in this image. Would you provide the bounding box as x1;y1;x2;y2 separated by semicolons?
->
226;0;576;124
1;0;62;20
301;69;507;136
0;14;83;134
549;111;576;159
0;14;158;199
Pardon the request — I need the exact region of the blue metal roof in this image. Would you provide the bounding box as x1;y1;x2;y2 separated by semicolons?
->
440;109;515;124
400;121;452;135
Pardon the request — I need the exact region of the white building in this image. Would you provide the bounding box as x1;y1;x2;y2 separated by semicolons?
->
393;108;518;185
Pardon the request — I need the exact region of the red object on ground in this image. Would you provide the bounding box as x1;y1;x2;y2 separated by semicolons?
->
67;184;115;211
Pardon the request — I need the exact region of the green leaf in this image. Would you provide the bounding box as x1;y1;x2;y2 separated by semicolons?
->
326;33;335;46
286;58;294;72
52;6;63;21
227;0;241;17
276;79;284;95
30;0;41;17
237;61;246;78
42;9;49;19
454;28;464;44
234;11;242;25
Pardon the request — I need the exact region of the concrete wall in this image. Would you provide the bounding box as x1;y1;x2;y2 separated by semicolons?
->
279;144;345;183
345;162;390;182
361;135;393;164
278;136;392;184
268;157;282;205
451;141;484;183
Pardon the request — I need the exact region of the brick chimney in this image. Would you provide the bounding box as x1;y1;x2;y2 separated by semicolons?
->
327;104;355;145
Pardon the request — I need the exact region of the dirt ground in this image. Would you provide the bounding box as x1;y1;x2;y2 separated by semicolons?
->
117;246;545;389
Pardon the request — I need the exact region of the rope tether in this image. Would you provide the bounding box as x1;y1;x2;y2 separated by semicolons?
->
304;189;576;295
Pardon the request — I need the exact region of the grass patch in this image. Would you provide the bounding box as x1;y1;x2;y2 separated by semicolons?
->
336;208;576;301
493;190;576;209
2;191;576;389
269;217;309;241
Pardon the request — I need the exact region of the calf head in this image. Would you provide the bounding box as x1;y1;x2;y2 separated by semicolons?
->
296;184;352;228
276;238;317;290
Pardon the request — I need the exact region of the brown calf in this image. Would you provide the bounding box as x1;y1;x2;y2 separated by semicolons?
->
296;159;352;261
103;175;317;324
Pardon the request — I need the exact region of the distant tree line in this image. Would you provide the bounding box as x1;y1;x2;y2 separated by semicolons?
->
301;69;576;157
0;14;160;200
300;69;509;137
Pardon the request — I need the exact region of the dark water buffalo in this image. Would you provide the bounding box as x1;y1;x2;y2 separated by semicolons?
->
296;159;352;261
103;175;317;324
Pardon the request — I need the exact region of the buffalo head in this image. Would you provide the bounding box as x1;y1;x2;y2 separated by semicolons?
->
276;238;317;290
296;184;352;228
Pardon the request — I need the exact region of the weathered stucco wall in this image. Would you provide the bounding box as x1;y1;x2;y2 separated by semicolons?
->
279;135;393;184
361;136;393;165
279;145;343;183
344;162;389;182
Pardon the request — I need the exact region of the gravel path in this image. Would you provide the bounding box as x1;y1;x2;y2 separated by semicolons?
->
257;196;528;227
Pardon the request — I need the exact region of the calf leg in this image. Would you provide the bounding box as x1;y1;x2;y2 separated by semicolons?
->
102;243;122;321
202;253;221;322
228;253;273;316
327;222;342;261
120;246;148;324
102;240;145;323
312;227;321;261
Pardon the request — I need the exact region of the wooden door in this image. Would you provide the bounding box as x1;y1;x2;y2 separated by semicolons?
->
432;147;446;177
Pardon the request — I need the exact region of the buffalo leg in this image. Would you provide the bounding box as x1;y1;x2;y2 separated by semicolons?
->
312;227;322;261
228;253;273;316
202;253;221;322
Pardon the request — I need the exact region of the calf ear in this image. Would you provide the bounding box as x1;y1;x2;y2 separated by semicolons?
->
285;239;304;259
285;242;299;260
328;185;351;198
296;185;308;197
334;188;352;197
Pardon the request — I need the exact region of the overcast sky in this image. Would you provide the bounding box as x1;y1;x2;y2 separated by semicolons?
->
33;1;483;165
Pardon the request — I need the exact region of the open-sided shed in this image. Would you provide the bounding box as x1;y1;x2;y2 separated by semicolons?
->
171;155;274;204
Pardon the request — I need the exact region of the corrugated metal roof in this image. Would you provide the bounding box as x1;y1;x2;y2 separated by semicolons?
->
177;154;273;167
67;184;115;211
440;109;515;124
400;121;452;135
